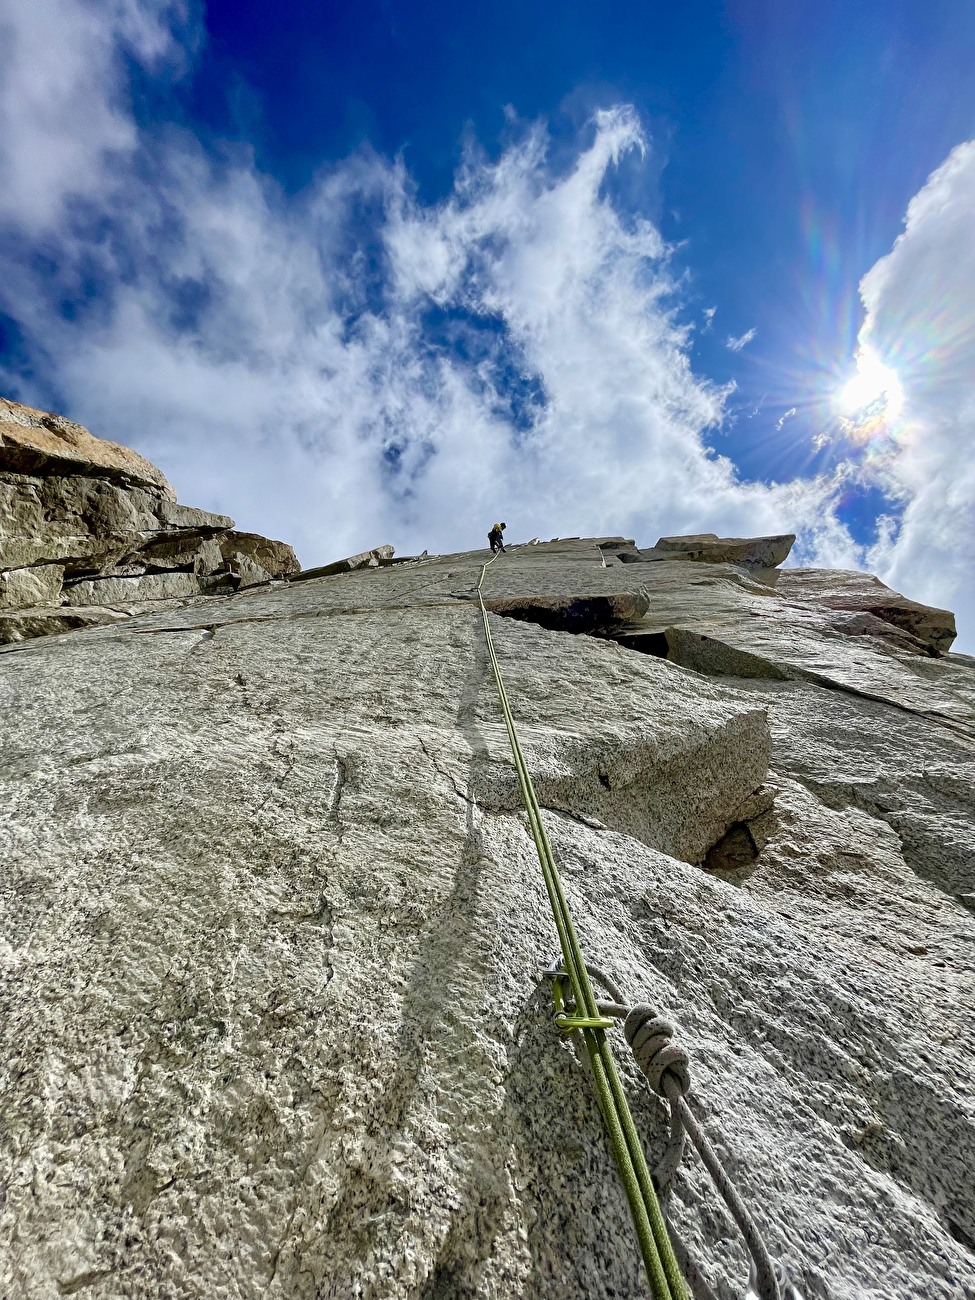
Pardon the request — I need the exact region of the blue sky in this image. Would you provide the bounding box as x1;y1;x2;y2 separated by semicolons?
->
2;0;975;647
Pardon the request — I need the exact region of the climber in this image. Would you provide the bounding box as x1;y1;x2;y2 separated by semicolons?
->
488;522;507;554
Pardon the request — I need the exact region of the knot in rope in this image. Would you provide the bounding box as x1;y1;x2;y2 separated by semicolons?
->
624;1005;691;1099
619;996;790;1299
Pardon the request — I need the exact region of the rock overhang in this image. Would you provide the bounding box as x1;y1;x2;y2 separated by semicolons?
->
0;398;176;497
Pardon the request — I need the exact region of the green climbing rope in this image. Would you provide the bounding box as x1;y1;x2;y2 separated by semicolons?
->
475;551;687;1300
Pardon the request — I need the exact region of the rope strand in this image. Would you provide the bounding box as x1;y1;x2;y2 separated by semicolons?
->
476;548;801;1300
554;969;789;1300
475;550;687;1300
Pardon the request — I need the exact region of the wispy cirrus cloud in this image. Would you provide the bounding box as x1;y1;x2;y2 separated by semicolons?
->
726;326;757;352
0;0;190;228
0;0;824;565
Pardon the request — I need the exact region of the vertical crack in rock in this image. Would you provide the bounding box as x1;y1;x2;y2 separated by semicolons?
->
329;753;349;831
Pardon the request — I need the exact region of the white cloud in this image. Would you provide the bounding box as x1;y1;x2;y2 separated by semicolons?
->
726;327;757;352
0;1;971;652
702;305;717;331
0;0;187;229
775;407;797;432
853;140;975;651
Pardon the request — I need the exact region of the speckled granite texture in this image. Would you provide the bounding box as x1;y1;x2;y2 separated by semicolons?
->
1;536;973;1299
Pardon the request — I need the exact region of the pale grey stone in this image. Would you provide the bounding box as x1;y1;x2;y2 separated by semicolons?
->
0;401;298;643
219;531;300;579
135;534;226;574
0;535;973;1300
0;564;63;610
0;605;131;642
0;472;160;570
0;473;231;575
648;533;796;567
156;499;235;531
773;567;956;655
224;550;273;588
607;559;971;736
62;571;205;606
292;543;395;581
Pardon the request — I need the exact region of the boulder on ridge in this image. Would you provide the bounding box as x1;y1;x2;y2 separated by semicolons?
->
291;543;395;581
648;533;796;567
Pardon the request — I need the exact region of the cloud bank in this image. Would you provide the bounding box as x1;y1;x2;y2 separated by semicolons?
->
0;0;972;650
856;141;975;650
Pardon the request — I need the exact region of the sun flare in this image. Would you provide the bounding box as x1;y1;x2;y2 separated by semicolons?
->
838;349;903;420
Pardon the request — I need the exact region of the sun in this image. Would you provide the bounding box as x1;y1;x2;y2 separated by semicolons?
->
838;348;903;420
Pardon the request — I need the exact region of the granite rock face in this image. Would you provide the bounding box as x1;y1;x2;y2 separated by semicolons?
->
291;543;397;582
0;398;300;643
772;567;957;656
1;527;974;1300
